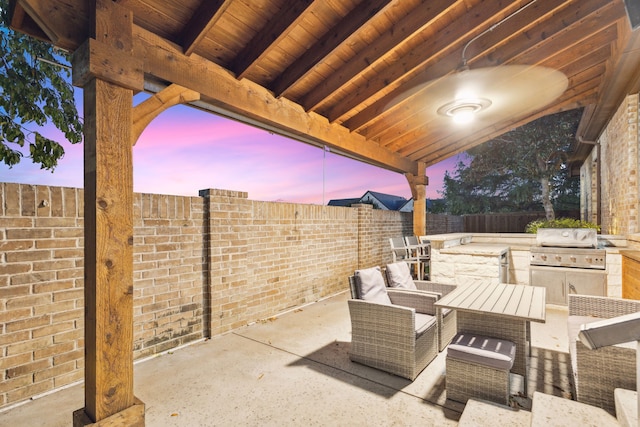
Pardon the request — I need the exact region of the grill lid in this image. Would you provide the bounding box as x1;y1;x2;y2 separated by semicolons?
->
536;228;597;248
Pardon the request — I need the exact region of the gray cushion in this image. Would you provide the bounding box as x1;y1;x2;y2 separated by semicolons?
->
355;267;391;305
447;333;516;371
385;262;417;290
415;313;436;337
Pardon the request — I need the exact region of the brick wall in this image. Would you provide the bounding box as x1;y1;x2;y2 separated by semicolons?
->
580;147;598;224
132;192;205;358
0;183;411;409
595;93;640;234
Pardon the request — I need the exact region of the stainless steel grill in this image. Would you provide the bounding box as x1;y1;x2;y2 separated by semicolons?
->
530;246;606;270
529;228;606;305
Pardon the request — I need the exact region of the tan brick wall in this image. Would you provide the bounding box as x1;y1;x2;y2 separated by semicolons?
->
597;93;640;234
580;147;598;224
0;184;85;408
132;192;205;358
1;183;412;408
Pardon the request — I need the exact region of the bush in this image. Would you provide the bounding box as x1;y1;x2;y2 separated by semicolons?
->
525;218;600;234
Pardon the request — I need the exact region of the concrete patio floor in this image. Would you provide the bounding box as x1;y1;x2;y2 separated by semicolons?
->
0;291;571;426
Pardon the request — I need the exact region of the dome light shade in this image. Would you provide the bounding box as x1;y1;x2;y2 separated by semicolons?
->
402;65;568;129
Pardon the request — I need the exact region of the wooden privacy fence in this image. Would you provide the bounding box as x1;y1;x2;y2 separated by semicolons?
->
462;211;580;233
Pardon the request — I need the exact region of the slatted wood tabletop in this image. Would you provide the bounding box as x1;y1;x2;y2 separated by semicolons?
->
435;283;546;323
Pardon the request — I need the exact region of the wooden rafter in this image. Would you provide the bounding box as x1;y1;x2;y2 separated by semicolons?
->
270;0;394;98
181;0;231;56
345;0;620;137
14;0;88;50
299;0;461;112
230;0;315;79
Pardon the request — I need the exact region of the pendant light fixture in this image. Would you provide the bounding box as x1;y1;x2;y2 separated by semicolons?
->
390;0;568;128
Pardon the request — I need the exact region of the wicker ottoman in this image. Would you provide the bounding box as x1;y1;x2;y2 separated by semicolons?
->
446;332;516;405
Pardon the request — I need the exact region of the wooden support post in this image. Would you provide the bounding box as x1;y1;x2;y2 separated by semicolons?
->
71;1;144;425
406;162;428;236
74;77;140;425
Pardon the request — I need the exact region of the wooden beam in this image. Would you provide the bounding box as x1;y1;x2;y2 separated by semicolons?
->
72;38;144;91
8;2;50;43
299;0;460;111
132;84;200;145
469;0;616;69
580;21;640;141
231;0;315;79
180;0;231;56
271;0;394;97
17;0;88;51
134;26;417;174
72;0;143;425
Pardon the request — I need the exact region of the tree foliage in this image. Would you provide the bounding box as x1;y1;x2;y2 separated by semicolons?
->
0;0;82;170
441;109;583;218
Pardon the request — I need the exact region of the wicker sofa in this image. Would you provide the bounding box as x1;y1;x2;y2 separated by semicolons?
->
568;294;640;414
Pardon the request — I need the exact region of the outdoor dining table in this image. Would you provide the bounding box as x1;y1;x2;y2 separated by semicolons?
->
434;282;546;395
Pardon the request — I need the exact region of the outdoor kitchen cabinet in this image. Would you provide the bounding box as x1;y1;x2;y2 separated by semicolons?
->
529;266;606;305
621;250;640;300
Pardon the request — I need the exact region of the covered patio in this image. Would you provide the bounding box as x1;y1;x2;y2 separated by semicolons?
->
1;291;572;426
4;0;640;425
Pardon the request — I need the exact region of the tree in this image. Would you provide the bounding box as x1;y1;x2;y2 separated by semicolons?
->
0;0;82;170
441;109;582;218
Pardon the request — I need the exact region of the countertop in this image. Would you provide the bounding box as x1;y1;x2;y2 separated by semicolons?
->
439;243;509;256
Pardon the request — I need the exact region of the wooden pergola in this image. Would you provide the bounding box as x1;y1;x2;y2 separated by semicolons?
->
8;0;640;425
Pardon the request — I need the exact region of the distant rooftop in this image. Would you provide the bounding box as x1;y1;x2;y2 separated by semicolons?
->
327;191;408;211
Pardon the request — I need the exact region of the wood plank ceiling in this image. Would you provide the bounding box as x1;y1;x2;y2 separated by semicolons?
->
10;0;640;176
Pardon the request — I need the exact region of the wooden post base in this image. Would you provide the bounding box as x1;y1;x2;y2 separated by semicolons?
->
73;397;145;427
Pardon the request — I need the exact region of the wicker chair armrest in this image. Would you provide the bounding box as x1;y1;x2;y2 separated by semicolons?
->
574;338;637;412
348;299;416;334
569;294;640;318
387;289;438;315
414;281;456;297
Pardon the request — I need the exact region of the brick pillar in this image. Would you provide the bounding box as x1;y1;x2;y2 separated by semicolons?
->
354;203;374;269
199;189;251;337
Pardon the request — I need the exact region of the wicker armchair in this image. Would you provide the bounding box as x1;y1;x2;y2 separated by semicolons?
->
568;294;640;414
384;262;457;351
414;281;457;351
348;268;439;381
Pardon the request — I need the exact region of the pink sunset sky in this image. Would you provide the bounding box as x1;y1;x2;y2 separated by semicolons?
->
0;93;463;205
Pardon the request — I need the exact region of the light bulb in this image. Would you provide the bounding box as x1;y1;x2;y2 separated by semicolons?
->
452;108;475;124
